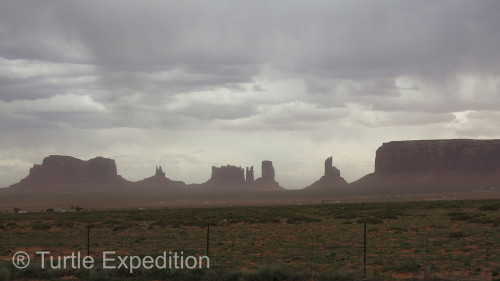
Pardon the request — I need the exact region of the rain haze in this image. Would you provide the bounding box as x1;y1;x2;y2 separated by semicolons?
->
1;1;500;189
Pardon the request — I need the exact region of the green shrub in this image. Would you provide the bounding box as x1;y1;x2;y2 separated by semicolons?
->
112;225;128;232
31;222;51;230
335;212;358;220
389;226;407;233
238;270;256;281
395;260;421;272
87;269;112;281
447;211;485;222
448;231;466;238
372;209;403;219
257;264;286;281
479;202;500;211
56;221;74;228
0;267;10;281
357;217;383;224
286;215;321;224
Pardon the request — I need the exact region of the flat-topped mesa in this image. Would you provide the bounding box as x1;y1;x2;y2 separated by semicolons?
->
350;139;500;194
11;155;127;190
304;156;348;190
29;155;117;178
32;155;116;179
207;165;246;184
375;139;500;173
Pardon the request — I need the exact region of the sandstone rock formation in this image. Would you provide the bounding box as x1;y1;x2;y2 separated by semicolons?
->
245;166;254;183
206;165;246;184
304;156;348;190
10;155;129;190
351;139;500;194
254;160;283;190
261;160;275;180
324;157;340;177
200;161;283;190
156;166;165;177
135;165;186;188
375;139;500;172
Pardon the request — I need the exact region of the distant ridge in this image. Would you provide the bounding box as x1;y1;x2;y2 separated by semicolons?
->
4;139;500;204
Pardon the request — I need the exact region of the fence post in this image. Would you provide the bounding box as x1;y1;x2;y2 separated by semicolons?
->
484;238;489;268
87;225;91;257
363;222;367;277
156;238;160;254
424;235;429;279
260;238;264;264
206;224;210;257
309;235;315;275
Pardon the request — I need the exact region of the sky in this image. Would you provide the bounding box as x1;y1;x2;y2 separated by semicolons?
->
1;1;500;189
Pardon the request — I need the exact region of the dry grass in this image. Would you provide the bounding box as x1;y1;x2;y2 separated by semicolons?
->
0;200;498;280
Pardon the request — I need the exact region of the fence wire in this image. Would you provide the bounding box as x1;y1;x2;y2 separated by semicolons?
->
1;218;498;278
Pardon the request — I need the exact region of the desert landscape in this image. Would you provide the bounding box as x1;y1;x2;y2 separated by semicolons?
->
1;200;499;281
2;1;500;280
1;139;499;280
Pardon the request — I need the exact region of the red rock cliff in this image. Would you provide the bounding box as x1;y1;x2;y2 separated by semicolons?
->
11;155;127;190
375;139;500;173
351;139;500;195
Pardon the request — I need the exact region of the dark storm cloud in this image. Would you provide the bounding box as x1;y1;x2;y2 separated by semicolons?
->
3;0;500;188
2;0;500;130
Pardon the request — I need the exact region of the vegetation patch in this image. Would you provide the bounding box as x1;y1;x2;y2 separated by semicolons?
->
447;211;485;222
356;217;384;224
286;215;321;224
448;231;466;238
0;199;498;281
478;202;500;211
31;221;52;230
394;259;422;272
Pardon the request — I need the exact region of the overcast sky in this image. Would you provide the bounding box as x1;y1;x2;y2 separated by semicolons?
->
1;1;500;189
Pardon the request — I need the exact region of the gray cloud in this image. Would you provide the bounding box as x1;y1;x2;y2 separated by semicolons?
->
2;1;500;188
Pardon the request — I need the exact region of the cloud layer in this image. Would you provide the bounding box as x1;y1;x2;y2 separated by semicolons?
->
1;1;500;188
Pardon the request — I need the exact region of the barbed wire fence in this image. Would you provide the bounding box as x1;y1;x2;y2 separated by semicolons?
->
1;217;498;280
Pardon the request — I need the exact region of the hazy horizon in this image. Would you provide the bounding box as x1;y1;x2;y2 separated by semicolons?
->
2;1;500;189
